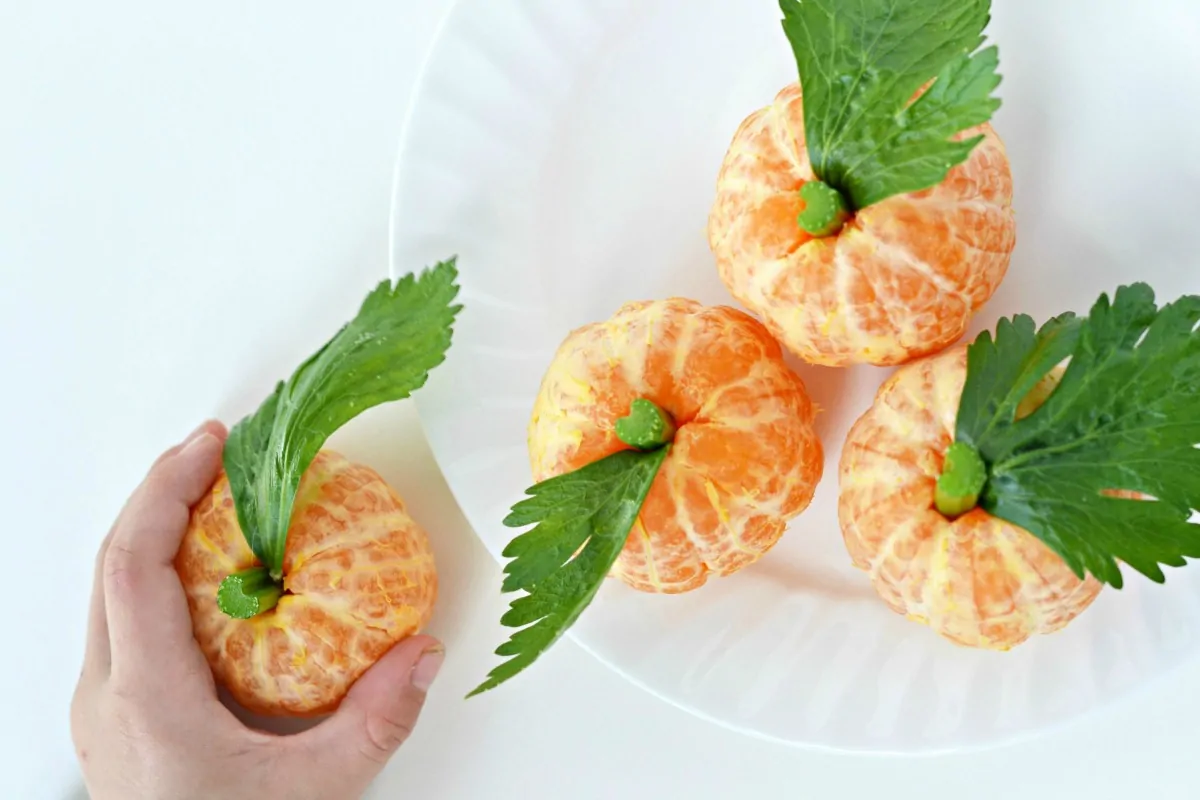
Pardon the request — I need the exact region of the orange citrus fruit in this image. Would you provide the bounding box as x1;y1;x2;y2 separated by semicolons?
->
176;451;437;716
529;298;824;593
708;83;1017;367
838;346;1101;649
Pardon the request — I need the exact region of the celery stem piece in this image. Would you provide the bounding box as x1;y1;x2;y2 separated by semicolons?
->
798;180;851;237
615;399;676;451
936;441;987;519
217;567;283;620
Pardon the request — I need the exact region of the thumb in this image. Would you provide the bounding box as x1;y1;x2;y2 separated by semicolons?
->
292;635;444;795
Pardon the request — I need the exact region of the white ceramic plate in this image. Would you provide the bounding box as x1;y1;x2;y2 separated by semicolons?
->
390;0;1200;752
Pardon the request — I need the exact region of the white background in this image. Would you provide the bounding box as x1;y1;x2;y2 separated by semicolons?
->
1;1;1196;798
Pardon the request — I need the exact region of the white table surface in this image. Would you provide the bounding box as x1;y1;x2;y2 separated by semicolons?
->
1;2;1195;798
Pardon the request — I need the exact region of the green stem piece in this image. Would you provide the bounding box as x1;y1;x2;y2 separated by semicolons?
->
217;567;283;620
615;398;676;451
935;441;988;519
798;180;851;237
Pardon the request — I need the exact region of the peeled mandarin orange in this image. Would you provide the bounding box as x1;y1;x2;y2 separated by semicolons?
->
176;450;437;716
529;298;824;593
838;346;1101;650
708;84;1017;367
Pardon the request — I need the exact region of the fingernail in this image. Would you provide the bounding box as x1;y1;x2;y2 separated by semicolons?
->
182;421;213;445
179;431;218;457
410;645;445;692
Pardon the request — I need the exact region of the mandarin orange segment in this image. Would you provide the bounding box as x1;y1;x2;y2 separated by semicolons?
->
176;450;437;716
529;298;823;594
709;84;1017;367
838;346;1102;650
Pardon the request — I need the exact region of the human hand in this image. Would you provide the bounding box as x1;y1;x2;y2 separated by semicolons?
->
70;421;445;800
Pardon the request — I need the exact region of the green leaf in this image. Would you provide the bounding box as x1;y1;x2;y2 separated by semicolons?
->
780;0;1001;210
955;284;1200;588
470;447;669;697
224;259;461;578
955;312;1082;456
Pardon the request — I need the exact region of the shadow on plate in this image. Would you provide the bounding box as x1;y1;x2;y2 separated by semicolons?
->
745;553;880;603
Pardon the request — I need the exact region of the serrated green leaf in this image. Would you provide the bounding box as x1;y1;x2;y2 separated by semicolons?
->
780;0;1001;209
224;259;461;577
956;283;1200;587
470;447;669;697
956;312;1082;455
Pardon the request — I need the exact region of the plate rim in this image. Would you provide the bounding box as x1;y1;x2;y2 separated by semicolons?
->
386;0;1200;754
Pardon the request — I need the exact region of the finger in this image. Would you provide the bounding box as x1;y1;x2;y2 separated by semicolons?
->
81;529;115;676
289;636;444;797
83;421;224;677
105;425;227;681
148;420;228;473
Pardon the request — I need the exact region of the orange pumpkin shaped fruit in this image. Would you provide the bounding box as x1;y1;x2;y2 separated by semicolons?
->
840;285;1200;648
473;298;824;694
839;347;1101;649
708;0;1016;367
176;261;460;715
177;451;437;716
530;298;824;592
